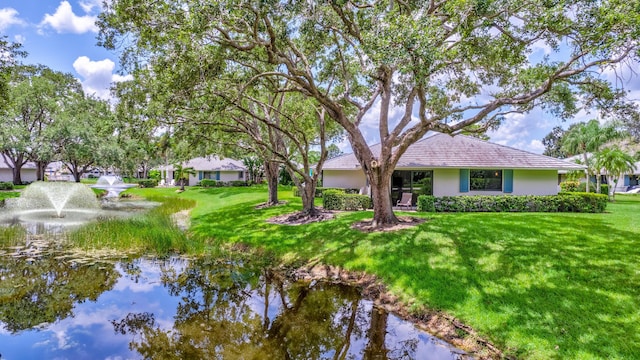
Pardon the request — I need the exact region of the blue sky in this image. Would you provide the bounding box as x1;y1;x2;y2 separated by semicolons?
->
0;0;129;99
1;1;636;154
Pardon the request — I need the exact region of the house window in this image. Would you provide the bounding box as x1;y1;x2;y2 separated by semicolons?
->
238;171;243;179
470;170;502;191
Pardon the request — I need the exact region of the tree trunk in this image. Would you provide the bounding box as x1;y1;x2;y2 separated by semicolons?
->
608;175;616;201
583;154;590;193
9;153;24;185
12;167;22;185
369;168;398;227
35;161;48;181
364;306;389;360
596;171;601;194
264;161;279;206
299;180;318;216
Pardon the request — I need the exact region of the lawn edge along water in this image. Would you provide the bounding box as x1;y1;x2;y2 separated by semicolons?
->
125;187;640;359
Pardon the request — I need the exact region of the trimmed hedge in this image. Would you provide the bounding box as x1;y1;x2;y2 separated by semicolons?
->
560;181;580;192
323;189;372;211
417;193;607;213
138;179;158;188
197;179;249;187
292;186;359;198
0;182;14;190
199;179;219;188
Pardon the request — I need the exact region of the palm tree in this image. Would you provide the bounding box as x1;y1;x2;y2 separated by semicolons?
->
173;163;196;191
594;147;635;200
562;120;621;193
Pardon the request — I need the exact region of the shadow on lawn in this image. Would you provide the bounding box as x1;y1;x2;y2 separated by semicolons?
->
414;213;640;359
190;202;639;359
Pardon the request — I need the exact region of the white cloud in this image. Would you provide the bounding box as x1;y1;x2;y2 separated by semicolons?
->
14;34;26;44
73;56;133;99
40;1;98;34
79;0;103;13
528;139;545;153
0;8;26;31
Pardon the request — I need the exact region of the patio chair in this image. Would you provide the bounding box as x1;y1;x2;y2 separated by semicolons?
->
396;192;413;209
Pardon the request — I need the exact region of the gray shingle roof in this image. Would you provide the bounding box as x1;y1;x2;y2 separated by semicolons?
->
324;134;586;171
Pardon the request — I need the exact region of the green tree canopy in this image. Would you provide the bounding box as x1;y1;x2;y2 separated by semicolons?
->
0;65;83;184
594;147;636;200
99;0;640;226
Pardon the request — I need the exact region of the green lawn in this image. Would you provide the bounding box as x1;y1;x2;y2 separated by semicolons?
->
121;187;640;359
0;191;20;201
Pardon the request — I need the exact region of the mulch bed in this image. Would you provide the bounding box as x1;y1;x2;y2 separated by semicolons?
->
266;209;335;225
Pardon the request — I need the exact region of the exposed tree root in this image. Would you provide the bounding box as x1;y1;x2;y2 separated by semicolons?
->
351;216;426;232
254;200;288;209
266;209;335;225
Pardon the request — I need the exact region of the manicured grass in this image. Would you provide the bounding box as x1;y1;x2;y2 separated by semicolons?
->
96;187;640;358
0;191;20;201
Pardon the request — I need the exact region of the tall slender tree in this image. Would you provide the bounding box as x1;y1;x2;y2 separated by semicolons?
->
594;147;636;200
562;120;621;193
99;0;640;227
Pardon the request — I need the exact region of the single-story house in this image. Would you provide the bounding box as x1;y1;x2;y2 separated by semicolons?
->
559;154;640;192
322;134;586;205
621;162;640;191
158;156;247;186
0;160;37;184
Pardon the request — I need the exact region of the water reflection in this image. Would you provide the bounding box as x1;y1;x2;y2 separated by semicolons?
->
0;255;469;360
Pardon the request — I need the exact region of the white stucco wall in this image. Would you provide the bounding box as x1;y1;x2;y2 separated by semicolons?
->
512;170;558;195
322;170;367;190
189;171;244;185
0;168;37;183
433;169;558;196
324;168;559;196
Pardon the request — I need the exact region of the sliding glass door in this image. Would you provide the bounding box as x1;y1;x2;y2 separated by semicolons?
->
391;170;433;205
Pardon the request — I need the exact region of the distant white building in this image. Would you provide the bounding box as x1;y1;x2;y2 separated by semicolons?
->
157;156;247;186
560;154;639;192
0;160;37;184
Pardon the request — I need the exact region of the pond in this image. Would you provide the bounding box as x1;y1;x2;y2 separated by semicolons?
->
0;249;471;359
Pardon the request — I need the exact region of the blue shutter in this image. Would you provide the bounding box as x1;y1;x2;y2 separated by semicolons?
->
503;169;513;193
215;171;220;181
624;175;630;186
198;171;203;180
459;169;469;193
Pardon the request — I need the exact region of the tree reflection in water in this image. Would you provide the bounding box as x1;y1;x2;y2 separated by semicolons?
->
0;254;119;333
112;258;462;360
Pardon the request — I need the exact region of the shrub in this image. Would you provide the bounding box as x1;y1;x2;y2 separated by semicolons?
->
293;187;355;198
416;195;435;212
322;190;372;211
148;170;161;181
558;192;608;213
322;189;344;210
417;194;607;213
575;182;609;195
342;194;372;210
560;181;580;192
229;180;248;187
0;182;14;190
199;179;218;188
138;179;158;188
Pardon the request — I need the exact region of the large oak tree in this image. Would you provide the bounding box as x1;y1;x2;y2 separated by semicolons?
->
99;0;640;226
